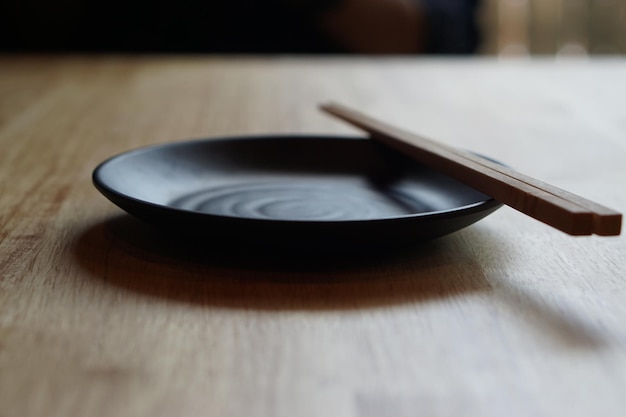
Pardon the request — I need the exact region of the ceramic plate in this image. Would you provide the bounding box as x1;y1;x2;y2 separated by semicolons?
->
93;135;502;252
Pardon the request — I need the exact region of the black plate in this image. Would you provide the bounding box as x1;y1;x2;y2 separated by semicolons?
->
93;135;502;252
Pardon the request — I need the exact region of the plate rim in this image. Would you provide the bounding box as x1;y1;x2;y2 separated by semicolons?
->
92;134;502;225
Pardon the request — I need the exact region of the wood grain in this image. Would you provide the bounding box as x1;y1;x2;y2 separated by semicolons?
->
1;56;626;417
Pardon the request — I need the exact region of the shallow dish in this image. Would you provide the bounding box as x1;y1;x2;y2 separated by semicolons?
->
93;135;502;252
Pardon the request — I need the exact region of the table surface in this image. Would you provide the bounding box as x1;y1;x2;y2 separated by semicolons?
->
1;55;625;417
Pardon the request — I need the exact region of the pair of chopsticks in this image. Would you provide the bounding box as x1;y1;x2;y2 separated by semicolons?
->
320;102;622;236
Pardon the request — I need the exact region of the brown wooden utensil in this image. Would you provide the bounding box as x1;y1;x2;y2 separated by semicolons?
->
320;102;622;236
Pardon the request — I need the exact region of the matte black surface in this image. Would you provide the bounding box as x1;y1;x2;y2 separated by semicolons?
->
93;135;503;252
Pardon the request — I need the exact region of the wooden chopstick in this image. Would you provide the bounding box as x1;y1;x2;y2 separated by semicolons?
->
320;102;622;236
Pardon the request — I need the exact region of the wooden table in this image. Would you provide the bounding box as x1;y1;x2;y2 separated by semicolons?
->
1;56;625;417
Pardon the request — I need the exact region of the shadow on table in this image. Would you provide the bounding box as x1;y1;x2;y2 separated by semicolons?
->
73;214;493;310
72;214;611;349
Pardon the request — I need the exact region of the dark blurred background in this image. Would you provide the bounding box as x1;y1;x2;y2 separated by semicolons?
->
0;0;624;55
0;0;479;54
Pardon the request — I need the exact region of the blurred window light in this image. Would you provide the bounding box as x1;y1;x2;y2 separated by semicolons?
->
483;0;626;55
499;43;530;57
556;42;589;57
